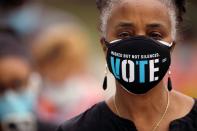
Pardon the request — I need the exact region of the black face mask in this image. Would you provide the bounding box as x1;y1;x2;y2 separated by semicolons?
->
104;36;173;94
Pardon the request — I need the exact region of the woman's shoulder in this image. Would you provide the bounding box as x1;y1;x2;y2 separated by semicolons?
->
56;101;106;131
170;91;197;126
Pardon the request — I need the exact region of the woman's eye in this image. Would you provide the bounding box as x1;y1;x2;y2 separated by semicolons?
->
117;32;132;39
149;32;163;40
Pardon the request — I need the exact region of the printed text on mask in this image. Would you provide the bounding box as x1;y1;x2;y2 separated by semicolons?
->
110;54;160;83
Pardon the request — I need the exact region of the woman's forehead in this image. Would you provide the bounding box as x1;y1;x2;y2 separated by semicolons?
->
108;0;171;28
111;0;168;12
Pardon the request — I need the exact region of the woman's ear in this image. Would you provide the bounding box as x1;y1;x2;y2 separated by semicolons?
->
170;41;176;54
172;41;176;51
100;37;107;53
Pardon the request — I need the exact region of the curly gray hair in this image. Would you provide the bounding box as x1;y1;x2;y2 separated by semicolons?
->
96;0;186;40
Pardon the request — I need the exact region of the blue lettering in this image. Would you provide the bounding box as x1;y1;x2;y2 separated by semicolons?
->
136;60;148;83
111;57;120;79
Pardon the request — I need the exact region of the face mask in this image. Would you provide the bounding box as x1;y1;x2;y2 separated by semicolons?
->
0;90;36;131
104;36;173;94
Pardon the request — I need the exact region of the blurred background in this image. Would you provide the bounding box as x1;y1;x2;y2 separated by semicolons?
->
0;0;196;131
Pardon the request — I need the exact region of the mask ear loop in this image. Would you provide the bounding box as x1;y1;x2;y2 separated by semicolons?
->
102;38;110;48
103;38;122;47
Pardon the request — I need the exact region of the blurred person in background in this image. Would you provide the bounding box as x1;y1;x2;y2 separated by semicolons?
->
1;1;104;130
0;0;36;36
31;23;104;126
0;27;37;131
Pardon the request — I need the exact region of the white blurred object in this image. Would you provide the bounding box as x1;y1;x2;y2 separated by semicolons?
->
1;113;36;131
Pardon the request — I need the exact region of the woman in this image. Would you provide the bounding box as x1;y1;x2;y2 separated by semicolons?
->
0;28;36;131
57;0;197;131
31;23;103;124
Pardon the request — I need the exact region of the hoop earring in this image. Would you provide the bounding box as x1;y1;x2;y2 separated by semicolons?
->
102;64;108;90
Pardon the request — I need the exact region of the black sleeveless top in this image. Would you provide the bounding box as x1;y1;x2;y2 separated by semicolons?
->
57;99;197;131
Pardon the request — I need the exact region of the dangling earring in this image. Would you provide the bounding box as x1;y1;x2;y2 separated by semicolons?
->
103;64;108;90
167;69;172;92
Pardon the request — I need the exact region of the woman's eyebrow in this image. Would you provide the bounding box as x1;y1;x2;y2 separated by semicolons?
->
115;22;135;28
114;22;168;31
146;23;166;29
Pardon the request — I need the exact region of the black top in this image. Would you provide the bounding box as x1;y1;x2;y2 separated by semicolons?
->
57;99;197;131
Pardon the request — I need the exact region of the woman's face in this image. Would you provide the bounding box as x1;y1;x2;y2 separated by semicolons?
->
104;0;173;45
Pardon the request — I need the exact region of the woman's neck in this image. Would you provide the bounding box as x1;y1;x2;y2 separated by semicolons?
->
113;80;169;122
